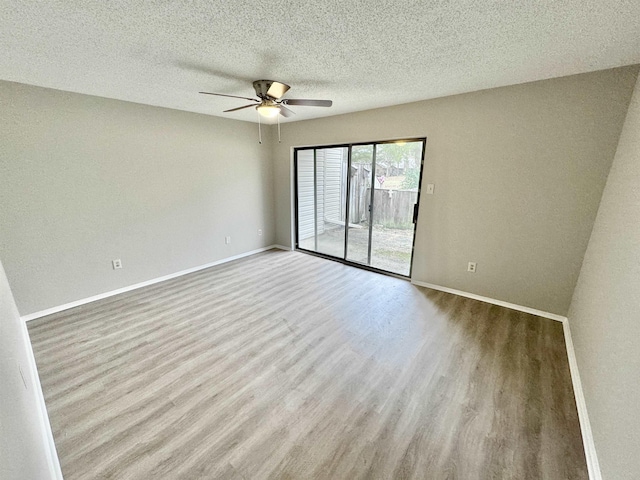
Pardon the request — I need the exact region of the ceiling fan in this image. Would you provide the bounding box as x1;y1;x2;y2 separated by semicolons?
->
199;80;332;118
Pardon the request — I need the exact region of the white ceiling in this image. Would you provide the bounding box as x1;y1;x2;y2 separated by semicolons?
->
1;1;639;123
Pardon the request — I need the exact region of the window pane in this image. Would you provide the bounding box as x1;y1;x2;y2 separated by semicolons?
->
370;141;422;275
297;148;348;259
346;145;373;264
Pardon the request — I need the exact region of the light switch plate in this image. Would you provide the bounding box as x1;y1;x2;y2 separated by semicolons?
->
426;183;435;194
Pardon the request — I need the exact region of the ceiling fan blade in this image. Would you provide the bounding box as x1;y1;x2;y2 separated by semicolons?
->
282;99;332;107
199;92;258;102
266;81;290;100
223;104;258;113
279;105;295;118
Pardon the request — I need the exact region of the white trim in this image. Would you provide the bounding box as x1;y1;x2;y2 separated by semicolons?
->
562;319;602;480
410;280;566;322
20;321;64;479
22;245;283;322
272;244;292;251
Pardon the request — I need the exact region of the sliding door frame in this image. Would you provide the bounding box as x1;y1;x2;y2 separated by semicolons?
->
293;137;427;279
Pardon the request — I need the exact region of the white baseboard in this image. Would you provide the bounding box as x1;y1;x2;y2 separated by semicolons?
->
22;245;284;322
272;244;292;251
20;321;63;479
410;280;566;322
562;319;602;480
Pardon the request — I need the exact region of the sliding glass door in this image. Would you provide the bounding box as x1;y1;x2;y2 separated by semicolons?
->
295;138;425;277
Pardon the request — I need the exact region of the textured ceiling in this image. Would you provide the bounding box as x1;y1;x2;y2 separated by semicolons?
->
1;1;639;123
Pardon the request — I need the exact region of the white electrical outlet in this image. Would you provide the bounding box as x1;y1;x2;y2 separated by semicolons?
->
426;183;435;194
258;229;263;236
112;259;122;269
467;262;477;273
225;236;231;245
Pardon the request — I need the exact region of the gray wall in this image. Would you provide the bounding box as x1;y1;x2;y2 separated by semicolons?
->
567;74;640;479
273;67;638;315
0;81;275;315
0;258;59;479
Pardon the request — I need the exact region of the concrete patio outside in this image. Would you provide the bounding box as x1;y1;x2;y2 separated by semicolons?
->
298;224;414;276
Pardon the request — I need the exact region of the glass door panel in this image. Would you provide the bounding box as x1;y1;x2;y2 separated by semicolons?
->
345;144;373;264
315;147;348;258
369;141;423;275
296;147;348;259
296;149;317;252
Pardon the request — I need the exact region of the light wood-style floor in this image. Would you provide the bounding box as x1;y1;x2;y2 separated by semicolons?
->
29;249;587;479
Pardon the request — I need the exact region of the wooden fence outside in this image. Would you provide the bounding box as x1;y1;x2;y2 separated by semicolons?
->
364;188;418;229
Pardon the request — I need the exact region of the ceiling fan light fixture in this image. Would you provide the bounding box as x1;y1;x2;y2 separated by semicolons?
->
256;104;280;118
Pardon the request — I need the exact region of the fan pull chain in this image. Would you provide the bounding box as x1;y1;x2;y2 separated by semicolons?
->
277;113;281;143
258;112;262;144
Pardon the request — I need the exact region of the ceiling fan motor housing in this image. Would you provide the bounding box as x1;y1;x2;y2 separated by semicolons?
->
253;80;289;100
